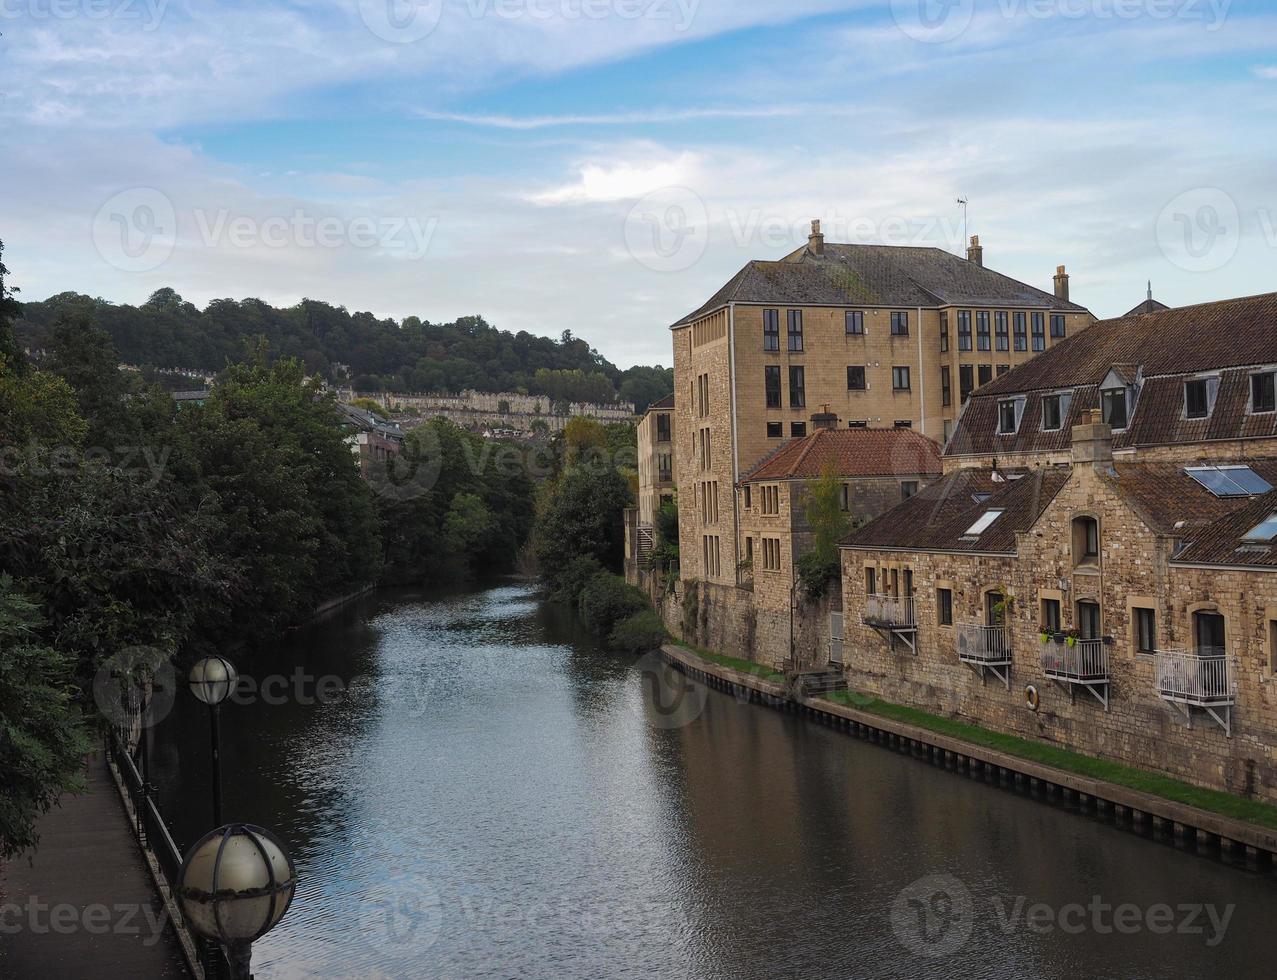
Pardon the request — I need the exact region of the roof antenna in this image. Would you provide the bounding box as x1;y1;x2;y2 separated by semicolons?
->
956;198;968;252
1147;279;1153;301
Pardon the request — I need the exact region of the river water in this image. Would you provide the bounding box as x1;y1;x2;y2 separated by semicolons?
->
150;583;1277;978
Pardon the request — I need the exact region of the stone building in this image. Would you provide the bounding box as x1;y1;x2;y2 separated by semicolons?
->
839;292;1277;802
625;394;676;584
735;424;942;667
672;222;1093;591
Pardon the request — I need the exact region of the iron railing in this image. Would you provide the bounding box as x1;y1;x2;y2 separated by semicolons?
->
864;593;916;627
1155;649;1235;705
956;623;1012;665
1041;638;1108;681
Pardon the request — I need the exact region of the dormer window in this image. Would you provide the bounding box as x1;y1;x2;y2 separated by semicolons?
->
1101;388;1127;430
1244;513;1277;542
997;397;1025;435
1185;379;1210;419
1252;372;1276;414
1042;395;1062;431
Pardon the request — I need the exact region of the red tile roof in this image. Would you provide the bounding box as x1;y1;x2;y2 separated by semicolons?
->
742;427;942;483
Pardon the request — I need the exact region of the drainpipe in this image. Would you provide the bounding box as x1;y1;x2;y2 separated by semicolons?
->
916;305;926;438
728;302;742;586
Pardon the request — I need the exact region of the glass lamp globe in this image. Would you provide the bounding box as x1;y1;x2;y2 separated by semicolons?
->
189;655;238;706
177;823;296;944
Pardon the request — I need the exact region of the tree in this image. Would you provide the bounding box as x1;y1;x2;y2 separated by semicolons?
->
796;464;851;599
0;239;23;373
0;579;91;858
534;463;632;595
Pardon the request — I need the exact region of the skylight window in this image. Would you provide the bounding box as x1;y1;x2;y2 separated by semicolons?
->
972;493;991;504
963;508;1005;537
1243;513;1277;542
1185;465;1274;498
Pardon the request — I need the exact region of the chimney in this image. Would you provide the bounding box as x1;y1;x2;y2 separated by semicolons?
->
1070;407;1113;473
966;235;983;267
1053;264;1070;302
811;406;838;431
808;218;824;256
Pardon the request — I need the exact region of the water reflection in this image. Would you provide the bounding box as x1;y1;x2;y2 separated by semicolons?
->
150;583;1277;979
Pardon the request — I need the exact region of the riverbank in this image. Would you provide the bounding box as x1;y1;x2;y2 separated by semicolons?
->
661;643;1277;867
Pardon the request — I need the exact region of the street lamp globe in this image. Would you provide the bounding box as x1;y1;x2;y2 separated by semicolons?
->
189;655;238;706
177;823;296;976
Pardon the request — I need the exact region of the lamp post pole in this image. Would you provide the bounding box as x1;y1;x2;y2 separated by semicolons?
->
189;655;237;828
209;702;223;826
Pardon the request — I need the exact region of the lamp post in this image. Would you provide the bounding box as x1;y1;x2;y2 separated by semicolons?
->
177;823;296;980
189;655;237;825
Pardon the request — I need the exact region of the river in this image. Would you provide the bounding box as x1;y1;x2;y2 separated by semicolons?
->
149;583;1277;978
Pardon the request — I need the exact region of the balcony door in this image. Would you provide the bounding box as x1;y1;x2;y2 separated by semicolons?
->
985;591;1005;627
1077;601;1101;640
1194;611;1226;657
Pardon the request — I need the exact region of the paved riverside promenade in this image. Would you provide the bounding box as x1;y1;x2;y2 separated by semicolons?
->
0;751;189;978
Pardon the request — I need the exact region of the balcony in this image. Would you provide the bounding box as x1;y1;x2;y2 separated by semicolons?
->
1040;638;1110;709
956;623;1011;689
862;594;917;654
1155;649;1235;736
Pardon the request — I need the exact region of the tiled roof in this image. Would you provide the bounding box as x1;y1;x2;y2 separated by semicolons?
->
1123;297;1170;317
976;292;1277;397
672;244;1087;327
646;393;675;411
841;466;1069;554
1103;459;1277;535
1172;491;1277;568
742;427;942;483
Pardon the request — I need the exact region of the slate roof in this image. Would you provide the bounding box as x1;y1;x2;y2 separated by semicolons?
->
672;244;1087;327
1124;297;1170;317
1172;490;1277;568
841;466;1069;554
1102;459;1277;536
742;427;941;483
646;393;675;411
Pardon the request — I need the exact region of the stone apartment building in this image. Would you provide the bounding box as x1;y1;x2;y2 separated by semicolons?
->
625;395;676;579
672;221;1093;590
839;292;1277;802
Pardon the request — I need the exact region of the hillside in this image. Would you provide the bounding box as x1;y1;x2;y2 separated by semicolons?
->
16;288;674;412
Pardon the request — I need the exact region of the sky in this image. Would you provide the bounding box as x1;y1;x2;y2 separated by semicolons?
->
1;0;1274;369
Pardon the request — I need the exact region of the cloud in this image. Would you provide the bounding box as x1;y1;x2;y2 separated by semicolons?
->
413;105;809;129
1254;65;1277;79
528;150;702;204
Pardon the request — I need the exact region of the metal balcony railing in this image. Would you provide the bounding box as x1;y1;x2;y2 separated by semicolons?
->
956;623;1012;665
864;593;916;628
1041;638;1109;682
1155;649;1234;706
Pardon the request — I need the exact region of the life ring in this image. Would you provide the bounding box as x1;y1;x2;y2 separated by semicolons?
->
1025;685;1040;712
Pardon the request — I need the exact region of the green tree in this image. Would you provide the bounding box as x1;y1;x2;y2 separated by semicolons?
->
0;239;23;372
0;579;92;858
534;463;632;595
796;464;851;599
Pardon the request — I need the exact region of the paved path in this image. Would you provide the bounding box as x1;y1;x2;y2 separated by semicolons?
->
0;750;189;978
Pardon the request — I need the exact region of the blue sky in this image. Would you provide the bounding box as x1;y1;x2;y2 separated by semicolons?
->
2;0;1275;368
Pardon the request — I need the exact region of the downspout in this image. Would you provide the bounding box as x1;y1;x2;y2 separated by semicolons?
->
728;302;742;586
916;305;926;439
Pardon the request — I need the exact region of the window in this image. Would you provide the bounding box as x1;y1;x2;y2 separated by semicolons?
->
937;588;953;626
995;312;1009;351
657;453;672;482
1041;598;1061;633
760;485;779;515
1031;313;1045;351
846;310;864;335
996;398;1016;434
787;310;804;351
744;536;753;564
701;535;722;578
963;508;1004;537
743;485;752;510
978;364;992;387
848;419;868;428
1041;394;1062;431
656;413;671;442
976;312;991;351
840;484;850;511
1244;513;1277;541
893;419;912;428
847;366;866;391
1077;600;1101;640
1072;515;1099;568
891;311;909;336
763;309;780;351
1269;621;1277;675
1185;465;1273;498
1252;372;1276;414
865;567;876;595
1194;611;1226;657
959;365;974;404
1185;378;1210;419
766;421;782;438
1050;314;1066;339
997;364;1010;376
901;481;919;500
1013;312;1028;351
940;313;949;352
791;421;807;437
958;311;972;351
1134;607;1156;655
761;538;781;572
696;373;709;417
1101;388;1127;429
892;366;911;391
765;366;782;408
941;366;951;407
789;366;806;408
698;427;712;471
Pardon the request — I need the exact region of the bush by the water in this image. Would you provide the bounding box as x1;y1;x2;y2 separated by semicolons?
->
578;572;648;638
608;611;668;655
548;555;603;604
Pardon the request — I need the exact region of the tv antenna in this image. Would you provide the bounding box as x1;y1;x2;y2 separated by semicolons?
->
956;198;969;250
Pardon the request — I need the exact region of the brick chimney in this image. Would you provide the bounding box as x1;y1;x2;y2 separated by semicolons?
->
1054;264;1070;302
1071;407;1113;473
966;235;983;267
811;406;838;430
808;218;824;256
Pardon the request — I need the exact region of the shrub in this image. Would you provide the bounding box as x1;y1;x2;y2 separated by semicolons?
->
608;611;668;654
579;571;648;638
548;554;603;604
796;550;840;600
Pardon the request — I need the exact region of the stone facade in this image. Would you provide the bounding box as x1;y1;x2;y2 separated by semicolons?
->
635;399;674;527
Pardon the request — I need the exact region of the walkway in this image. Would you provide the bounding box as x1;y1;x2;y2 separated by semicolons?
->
0;751;189;978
